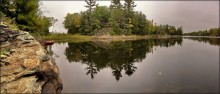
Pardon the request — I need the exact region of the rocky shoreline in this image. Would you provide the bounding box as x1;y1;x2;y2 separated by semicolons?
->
0;24;62;93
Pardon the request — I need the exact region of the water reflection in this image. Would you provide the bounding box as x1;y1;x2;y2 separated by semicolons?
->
46;37;219;93
64;38;183;81
184;37;220;46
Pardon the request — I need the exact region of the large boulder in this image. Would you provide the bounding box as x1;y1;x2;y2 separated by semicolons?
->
0;25;62;93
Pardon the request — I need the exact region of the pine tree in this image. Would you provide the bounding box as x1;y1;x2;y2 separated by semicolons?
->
85;0;97;30
85;0;96;13
124;0;136;11
0;0;16;18
110;0;121;9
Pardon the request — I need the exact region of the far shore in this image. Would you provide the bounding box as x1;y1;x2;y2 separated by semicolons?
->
40;33;184;42
39;33;219;43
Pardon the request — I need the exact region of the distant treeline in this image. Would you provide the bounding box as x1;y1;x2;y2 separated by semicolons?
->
63;0;183;35
184;28;220;36
0;0;56;34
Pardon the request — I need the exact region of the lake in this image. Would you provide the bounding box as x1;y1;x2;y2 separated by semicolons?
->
46;37;219;93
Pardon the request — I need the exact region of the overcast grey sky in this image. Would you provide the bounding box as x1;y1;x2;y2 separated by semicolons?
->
40;1;219;33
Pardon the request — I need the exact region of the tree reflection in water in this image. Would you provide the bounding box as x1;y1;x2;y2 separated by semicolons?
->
184;37;220;46
64;38;183;81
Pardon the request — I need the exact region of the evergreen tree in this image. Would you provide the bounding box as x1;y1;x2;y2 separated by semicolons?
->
85;0;96;13
0;0;16;18
84;0;97;33
15;0;39;31
124;0;136;11
110;0;122;9
1;0;54;34
124;0;136;33
176;26;183;35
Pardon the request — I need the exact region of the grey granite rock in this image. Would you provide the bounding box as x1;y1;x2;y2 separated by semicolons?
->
0;25;62;93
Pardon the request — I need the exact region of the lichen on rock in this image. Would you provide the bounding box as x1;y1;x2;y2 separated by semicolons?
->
0;24;62;93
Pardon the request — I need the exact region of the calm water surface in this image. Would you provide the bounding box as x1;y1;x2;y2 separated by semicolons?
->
47;37;219;93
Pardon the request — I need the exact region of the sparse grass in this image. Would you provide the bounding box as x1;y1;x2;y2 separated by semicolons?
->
42;33;177;42
42;33;96;42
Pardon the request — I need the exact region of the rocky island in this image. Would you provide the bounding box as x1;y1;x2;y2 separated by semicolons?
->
0;24;62;93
